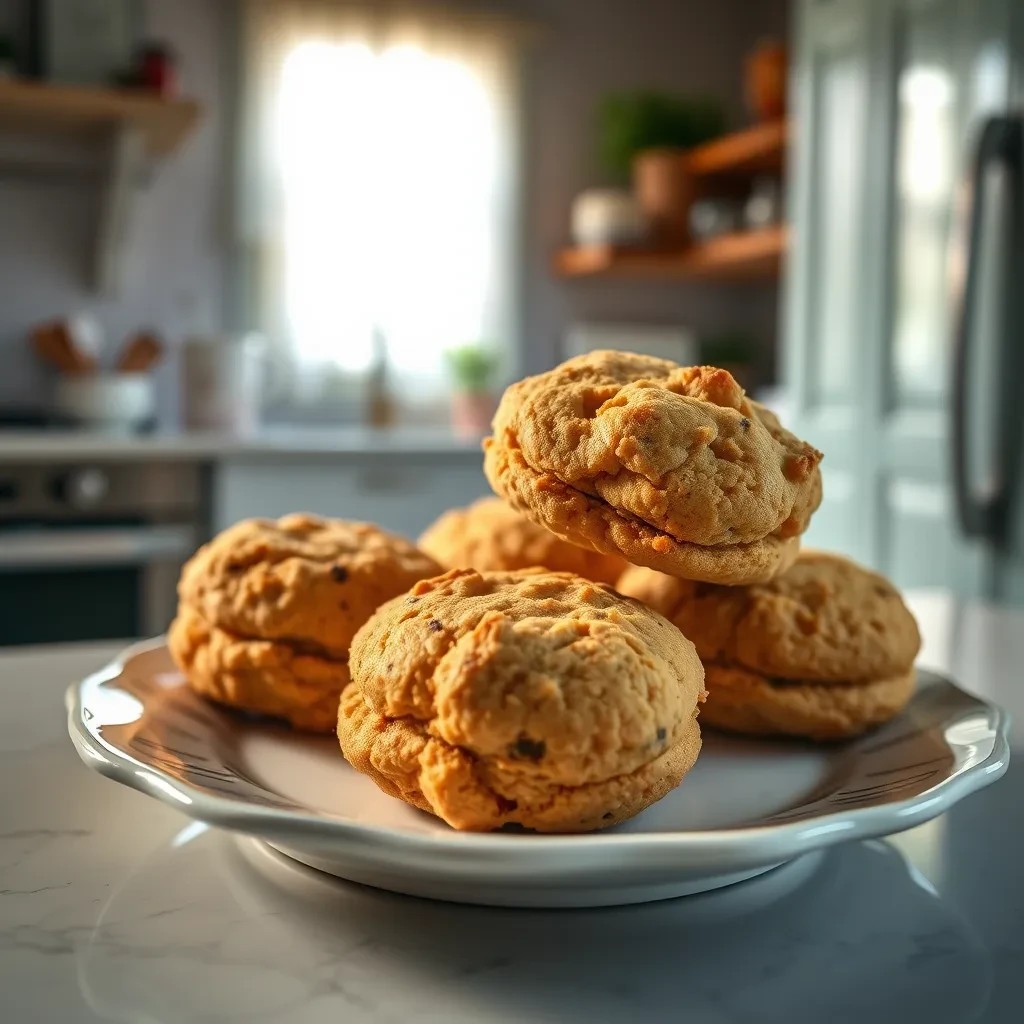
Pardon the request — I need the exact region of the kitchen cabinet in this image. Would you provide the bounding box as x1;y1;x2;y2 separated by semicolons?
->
213;455;490;540
0;429;491;546
783;0;1021;599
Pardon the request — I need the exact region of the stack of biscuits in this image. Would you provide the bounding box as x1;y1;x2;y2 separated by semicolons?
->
168;514;441;731
169;350;921;833
617;553;921;741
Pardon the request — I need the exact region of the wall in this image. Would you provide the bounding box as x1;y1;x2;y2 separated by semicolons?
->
0;0;231;423
511;0;789;383
0;0;788;420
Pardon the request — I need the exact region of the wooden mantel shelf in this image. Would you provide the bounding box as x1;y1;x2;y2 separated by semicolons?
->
555;225;786;282
0;79;200;157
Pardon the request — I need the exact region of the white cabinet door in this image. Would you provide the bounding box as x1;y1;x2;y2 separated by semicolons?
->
213;456;490;539
785;0;1016;597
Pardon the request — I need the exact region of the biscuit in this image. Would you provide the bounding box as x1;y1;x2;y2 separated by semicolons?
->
168;604;348;732
169;514;441;730
419;497;627;584
617;551;921;740
697;666;916;741
177;514;441;659
484;351;822;585
339;568;706;831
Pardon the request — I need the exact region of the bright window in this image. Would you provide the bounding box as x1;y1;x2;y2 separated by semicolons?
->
241;3;519;403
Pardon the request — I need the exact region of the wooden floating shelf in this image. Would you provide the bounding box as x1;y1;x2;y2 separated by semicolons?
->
685;120;788;177
0;79;200;158
555;225;786;282
555;122;789;283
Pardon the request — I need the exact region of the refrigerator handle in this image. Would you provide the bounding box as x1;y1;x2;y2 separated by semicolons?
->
950;114;1022;543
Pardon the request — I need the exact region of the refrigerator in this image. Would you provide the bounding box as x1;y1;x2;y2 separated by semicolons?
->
783;0;1024;603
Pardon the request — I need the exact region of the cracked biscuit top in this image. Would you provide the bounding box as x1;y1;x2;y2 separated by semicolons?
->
618;551;921;683
484;350;823;584
348;568;705;786
177;513;442;659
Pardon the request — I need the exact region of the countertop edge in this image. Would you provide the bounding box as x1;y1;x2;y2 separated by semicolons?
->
0;430;487;461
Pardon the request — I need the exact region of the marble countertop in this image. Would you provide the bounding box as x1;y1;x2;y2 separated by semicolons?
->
2;591;1022;1023
0;426;483;461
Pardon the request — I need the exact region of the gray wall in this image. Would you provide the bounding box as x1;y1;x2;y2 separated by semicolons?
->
0;0;787;420
514;0;789;380
0;0;231;422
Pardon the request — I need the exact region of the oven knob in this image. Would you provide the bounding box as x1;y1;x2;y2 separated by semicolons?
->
52;468;110;508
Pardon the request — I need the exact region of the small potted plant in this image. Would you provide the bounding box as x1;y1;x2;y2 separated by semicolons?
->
445;344;499;437
598;92;726;245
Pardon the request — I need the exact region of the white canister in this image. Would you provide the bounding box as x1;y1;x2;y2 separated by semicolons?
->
571;189;650;247
181;334;264;434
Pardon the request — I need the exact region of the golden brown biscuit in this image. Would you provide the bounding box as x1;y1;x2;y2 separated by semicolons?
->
617;551;921;682
484;351;822;585
178;514;441;659
419;497;627;584
339;568;706;831
697;666;916;742
170;514;441;731
617;551;921;740
168;604;347;732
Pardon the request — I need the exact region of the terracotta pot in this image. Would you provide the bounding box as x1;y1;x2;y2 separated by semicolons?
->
632;148;695;246
450;390;496;438
746;41;788;122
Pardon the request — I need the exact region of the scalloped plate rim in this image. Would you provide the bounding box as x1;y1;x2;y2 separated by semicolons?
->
67;638;1011;868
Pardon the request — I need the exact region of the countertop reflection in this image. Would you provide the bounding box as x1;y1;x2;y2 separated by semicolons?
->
77;827;990;1024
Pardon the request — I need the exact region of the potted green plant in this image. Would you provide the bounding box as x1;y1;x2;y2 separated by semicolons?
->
598;92;726;245
445;344;499;437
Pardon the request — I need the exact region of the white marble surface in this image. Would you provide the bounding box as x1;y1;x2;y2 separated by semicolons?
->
0;426;483;462
1;592;1022;1023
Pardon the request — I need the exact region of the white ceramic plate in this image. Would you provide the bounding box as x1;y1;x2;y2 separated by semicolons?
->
68;640;1010;908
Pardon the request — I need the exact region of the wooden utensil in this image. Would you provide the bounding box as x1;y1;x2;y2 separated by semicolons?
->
30;321;96;374
116;332;164;373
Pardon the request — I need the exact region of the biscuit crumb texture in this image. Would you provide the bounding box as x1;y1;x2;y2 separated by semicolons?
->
169;514;441;731
484;351;822;584
419;496;627;584
340;568;706;831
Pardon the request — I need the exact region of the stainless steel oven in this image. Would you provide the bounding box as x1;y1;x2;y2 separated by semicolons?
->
0;462;205;645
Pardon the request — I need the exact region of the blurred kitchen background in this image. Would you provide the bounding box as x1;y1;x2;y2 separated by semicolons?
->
0;0;1021;646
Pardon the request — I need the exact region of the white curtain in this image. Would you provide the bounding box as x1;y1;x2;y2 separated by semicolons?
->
238;0;522;408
